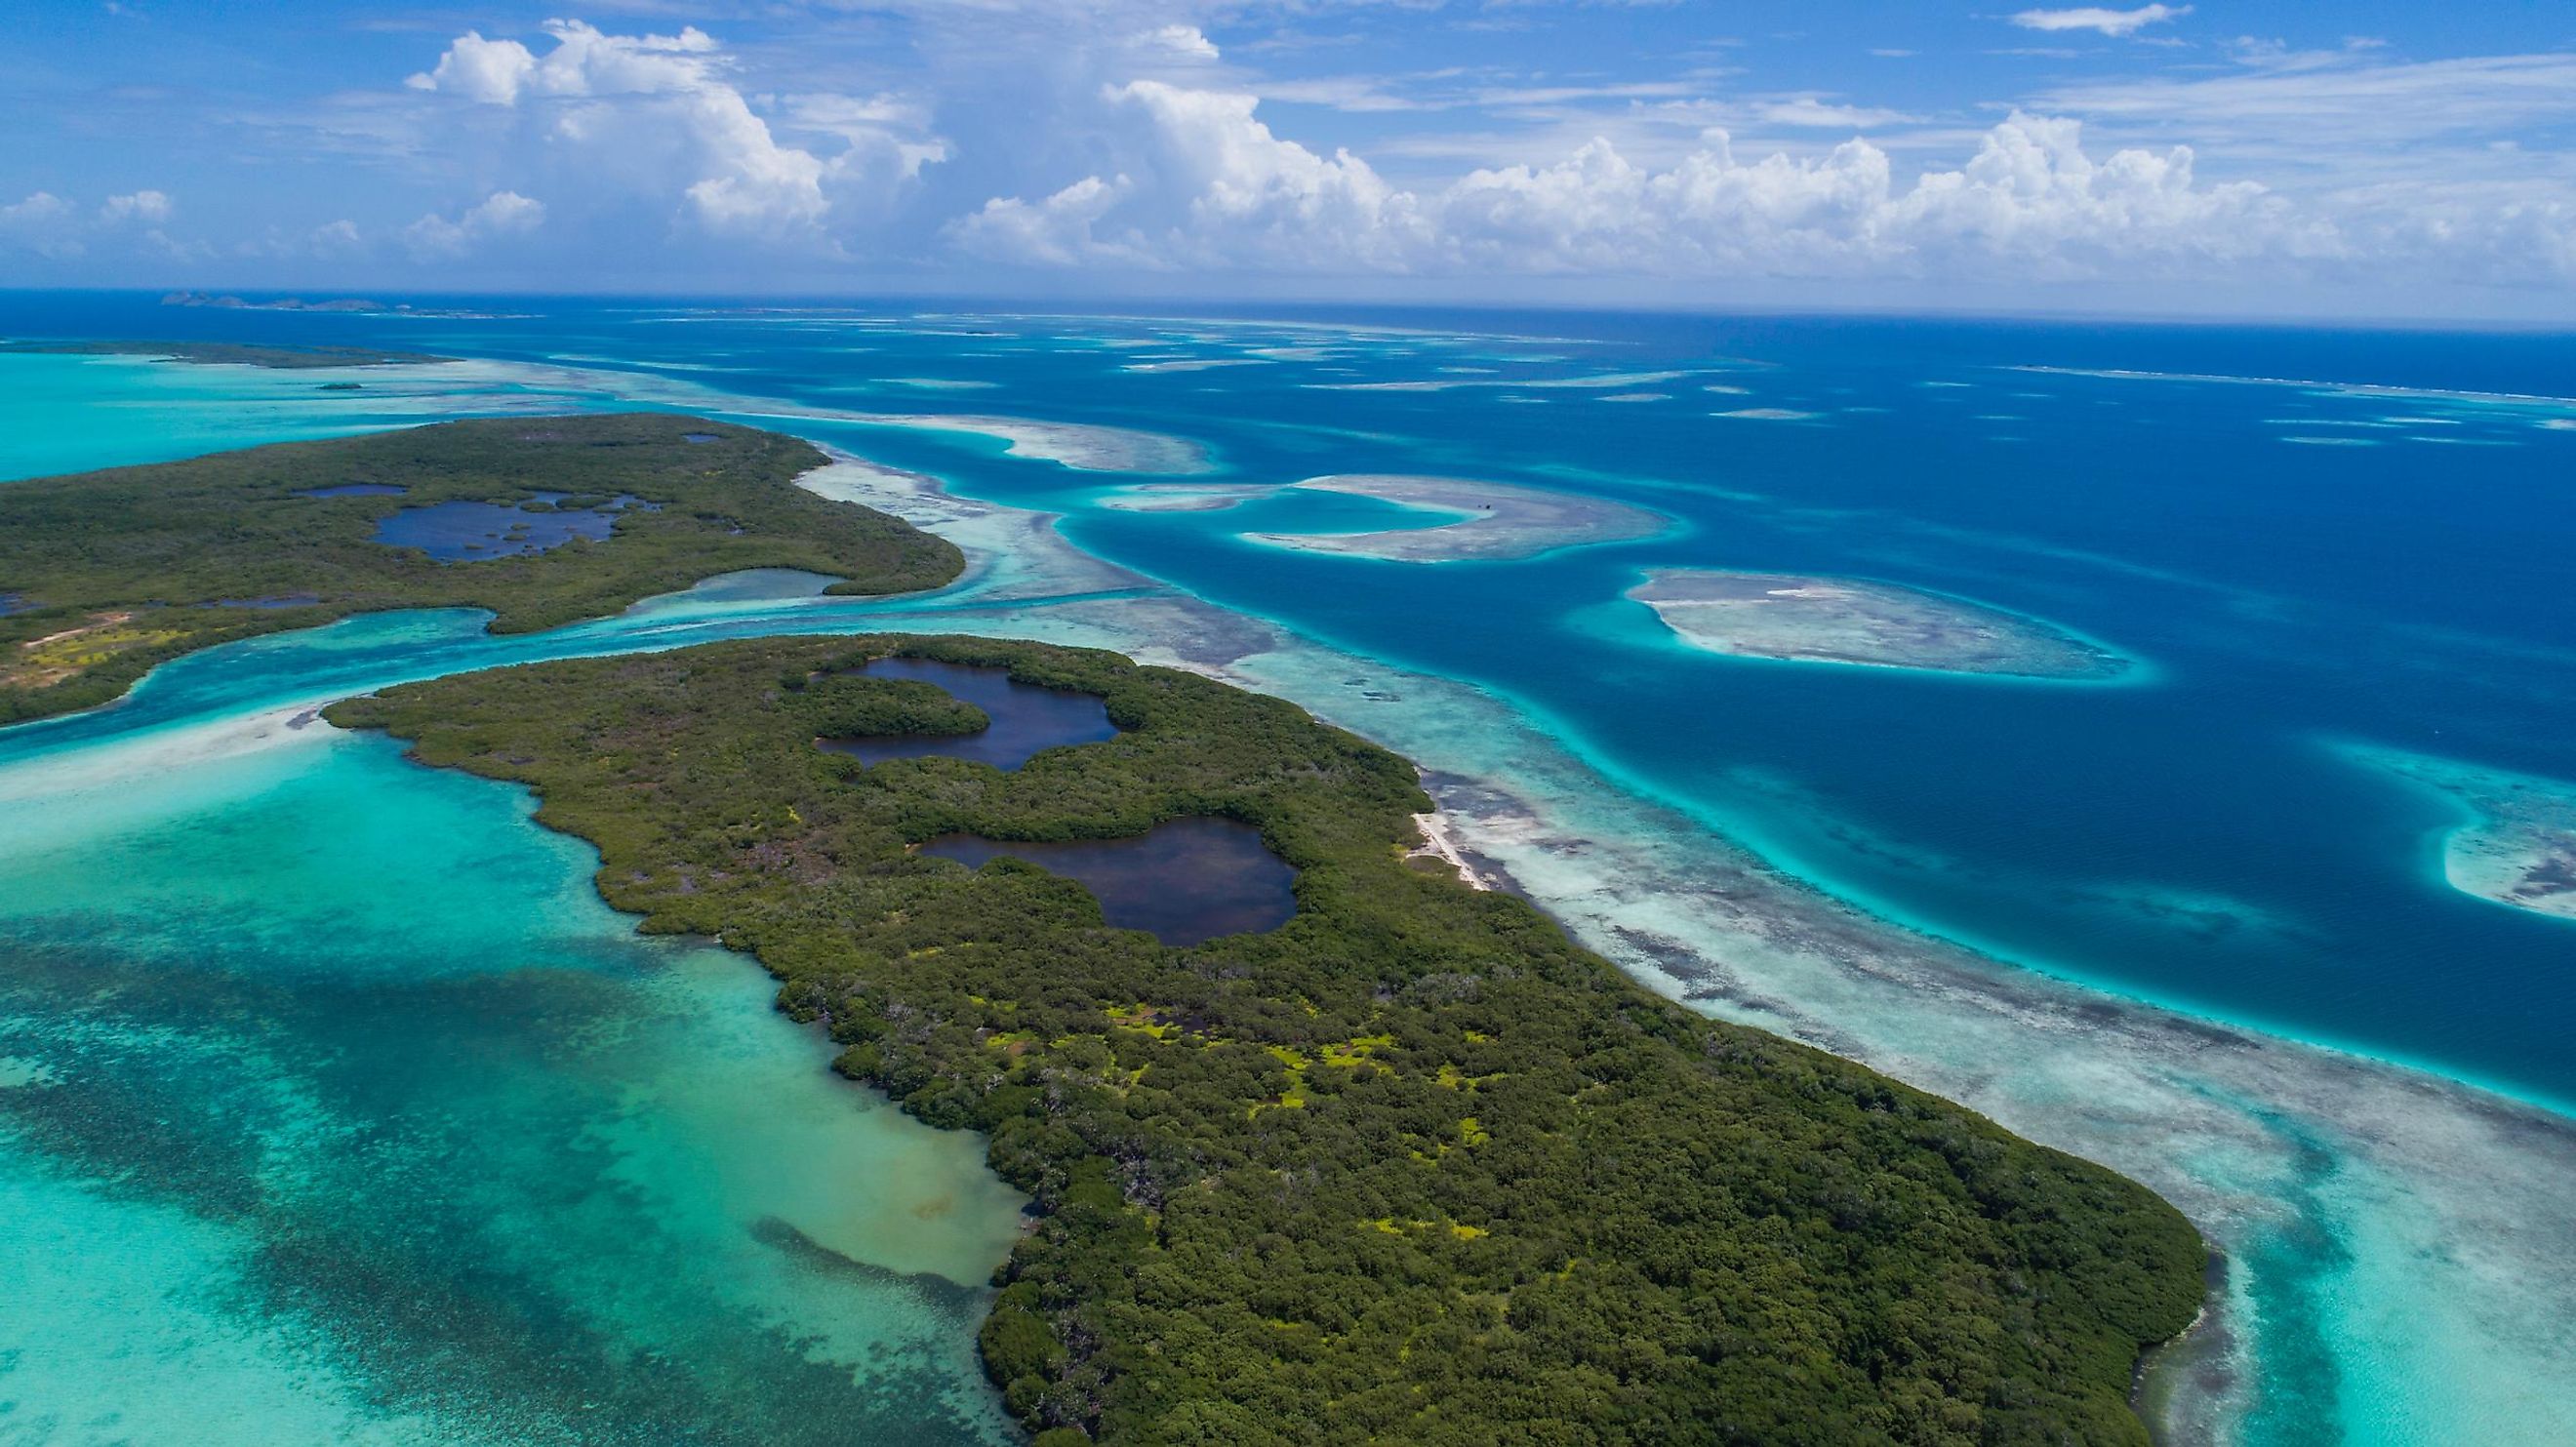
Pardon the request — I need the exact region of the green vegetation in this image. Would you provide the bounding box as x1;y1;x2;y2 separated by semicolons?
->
0;338;454;367
330;634;2206;1446
0;414;961;723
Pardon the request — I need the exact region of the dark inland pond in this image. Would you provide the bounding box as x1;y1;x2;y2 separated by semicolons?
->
371;492;652;561
823;658;1297;944
923;818;1298;947
818;658;1121;770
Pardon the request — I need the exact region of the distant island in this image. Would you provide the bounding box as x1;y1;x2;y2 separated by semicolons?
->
161;290;388;313
1243;474;1668;562
1631;569;2132;680
158;290;512;319
330;633;2206;1446
1;338;458;369
0;414;960;723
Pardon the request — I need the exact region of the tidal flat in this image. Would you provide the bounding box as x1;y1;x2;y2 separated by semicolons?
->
2344;744;2576;921
847;412;1215;474
1242;473;1668;562
1628;568;2131;679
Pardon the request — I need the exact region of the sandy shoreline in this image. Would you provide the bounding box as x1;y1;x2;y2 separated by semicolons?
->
1406;807;1494;890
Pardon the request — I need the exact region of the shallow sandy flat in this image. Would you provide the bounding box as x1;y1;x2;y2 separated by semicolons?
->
1095;484;1273;512
1243;474;1667;562
2347;746;2576;921
857;413;1215;473
1630;569;2129;679
1119;358;1268;374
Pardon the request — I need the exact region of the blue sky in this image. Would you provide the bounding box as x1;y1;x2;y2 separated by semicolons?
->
7;1;2576;318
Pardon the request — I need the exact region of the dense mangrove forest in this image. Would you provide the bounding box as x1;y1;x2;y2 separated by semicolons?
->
0;414;960;722
330;633;2206;1446
0;338;456;367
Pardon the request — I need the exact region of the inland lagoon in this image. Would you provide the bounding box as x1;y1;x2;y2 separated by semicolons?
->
922;817;1298;946
370;492;634;560
816;657;1120;770
295;481;407;499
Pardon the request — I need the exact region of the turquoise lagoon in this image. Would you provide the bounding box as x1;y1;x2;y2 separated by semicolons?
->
5;297;2576;1444
0;704;1027;1446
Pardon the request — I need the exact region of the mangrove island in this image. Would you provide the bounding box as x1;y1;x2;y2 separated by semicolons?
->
0;414;961;723
329;633;2206;1446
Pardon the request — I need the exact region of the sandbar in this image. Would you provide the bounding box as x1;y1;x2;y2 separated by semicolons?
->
1243;474;1667;563
1630;570;2129;680
1096;483;1272;513
1120;358;1268;374
1307;369;1691;394
856;413;1214;474
2346;745;2576;922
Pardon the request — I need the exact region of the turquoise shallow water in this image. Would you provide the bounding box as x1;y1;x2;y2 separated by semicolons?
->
0;712;1026;1445
5;296;2576;1444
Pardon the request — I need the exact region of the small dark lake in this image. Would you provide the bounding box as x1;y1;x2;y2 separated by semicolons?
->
298;482;408;499
818;658;1120;771
373;492;648;561
923;817;1297;946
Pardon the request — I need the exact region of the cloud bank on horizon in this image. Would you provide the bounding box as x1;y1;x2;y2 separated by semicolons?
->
4;0;2574;317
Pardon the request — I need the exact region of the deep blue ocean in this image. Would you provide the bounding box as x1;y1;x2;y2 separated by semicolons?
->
4;290;2573;1445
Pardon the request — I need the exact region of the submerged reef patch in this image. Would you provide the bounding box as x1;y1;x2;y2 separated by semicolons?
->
1242;474;1668;562
1630;569;2130;679
1094;483;1272;513
859;413;1214;474
2345;744;2576;921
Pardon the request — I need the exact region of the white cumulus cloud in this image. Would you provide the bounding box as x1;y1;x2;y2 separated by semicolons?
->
99;190;174;224
406;20;937;241
403;190;545;259
957;81;1427;269
2010;5;2191;38
953;175;1146;267
956;85;2328;282
1757;97;1918;129
297;11;2576;302
5;188;191;261
310;219;365;257
1137;25;1220;61
407;21;720;106
0;192;84;258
